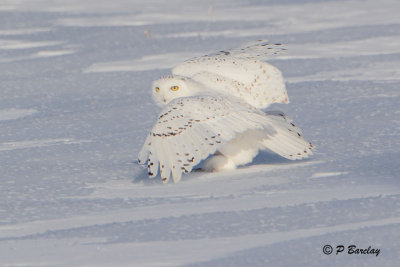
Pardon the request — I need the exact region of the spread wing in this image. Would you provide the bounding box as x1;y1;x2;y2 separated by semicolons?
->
138;96;313;183
210;40;287;59
172;40;288;109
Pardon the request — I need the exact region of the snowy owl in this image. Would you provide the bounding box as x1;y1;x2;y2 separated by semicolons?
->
138;40;314;183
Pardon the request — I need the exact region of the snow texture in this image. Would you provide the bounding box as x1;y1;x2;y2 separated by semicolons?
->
0;0;399;266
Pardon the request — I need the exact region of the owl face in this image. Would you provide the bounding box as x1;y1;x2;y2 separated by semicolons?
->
152;76;193;107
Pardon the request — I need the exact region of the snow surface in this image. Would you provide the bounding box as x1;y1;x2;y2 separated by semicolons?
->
1;0;399;266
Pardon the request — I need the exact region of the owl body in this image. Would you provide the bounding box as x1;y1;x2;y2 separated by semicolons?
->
138;41;314;183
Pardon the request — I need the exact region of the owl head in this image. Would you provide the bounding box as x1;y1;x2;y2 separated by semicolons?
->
152;75;199;107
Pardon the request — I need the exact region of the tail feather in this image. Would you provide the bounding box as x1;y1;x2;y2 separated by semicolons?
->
261;112;314;160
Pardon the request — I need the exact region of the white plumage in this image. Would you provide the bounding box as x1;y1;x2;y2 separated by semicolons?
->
138;40;314;183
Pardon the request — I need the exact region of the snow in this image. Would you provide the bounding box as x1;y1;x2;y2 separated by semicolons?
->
0;108;38;121
0;0;399;266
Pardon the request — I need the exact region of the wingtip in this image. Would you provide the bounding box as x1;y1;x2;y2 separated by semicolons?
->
172;173;182;183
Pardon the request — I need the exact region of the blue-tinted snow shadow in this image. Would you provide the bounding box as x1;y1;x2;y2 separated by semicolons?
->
252;150;295;165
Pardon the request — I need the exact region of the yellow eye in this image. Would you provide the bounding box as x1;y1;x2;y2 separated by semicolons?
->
155;87;160;92
170;85;179;91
